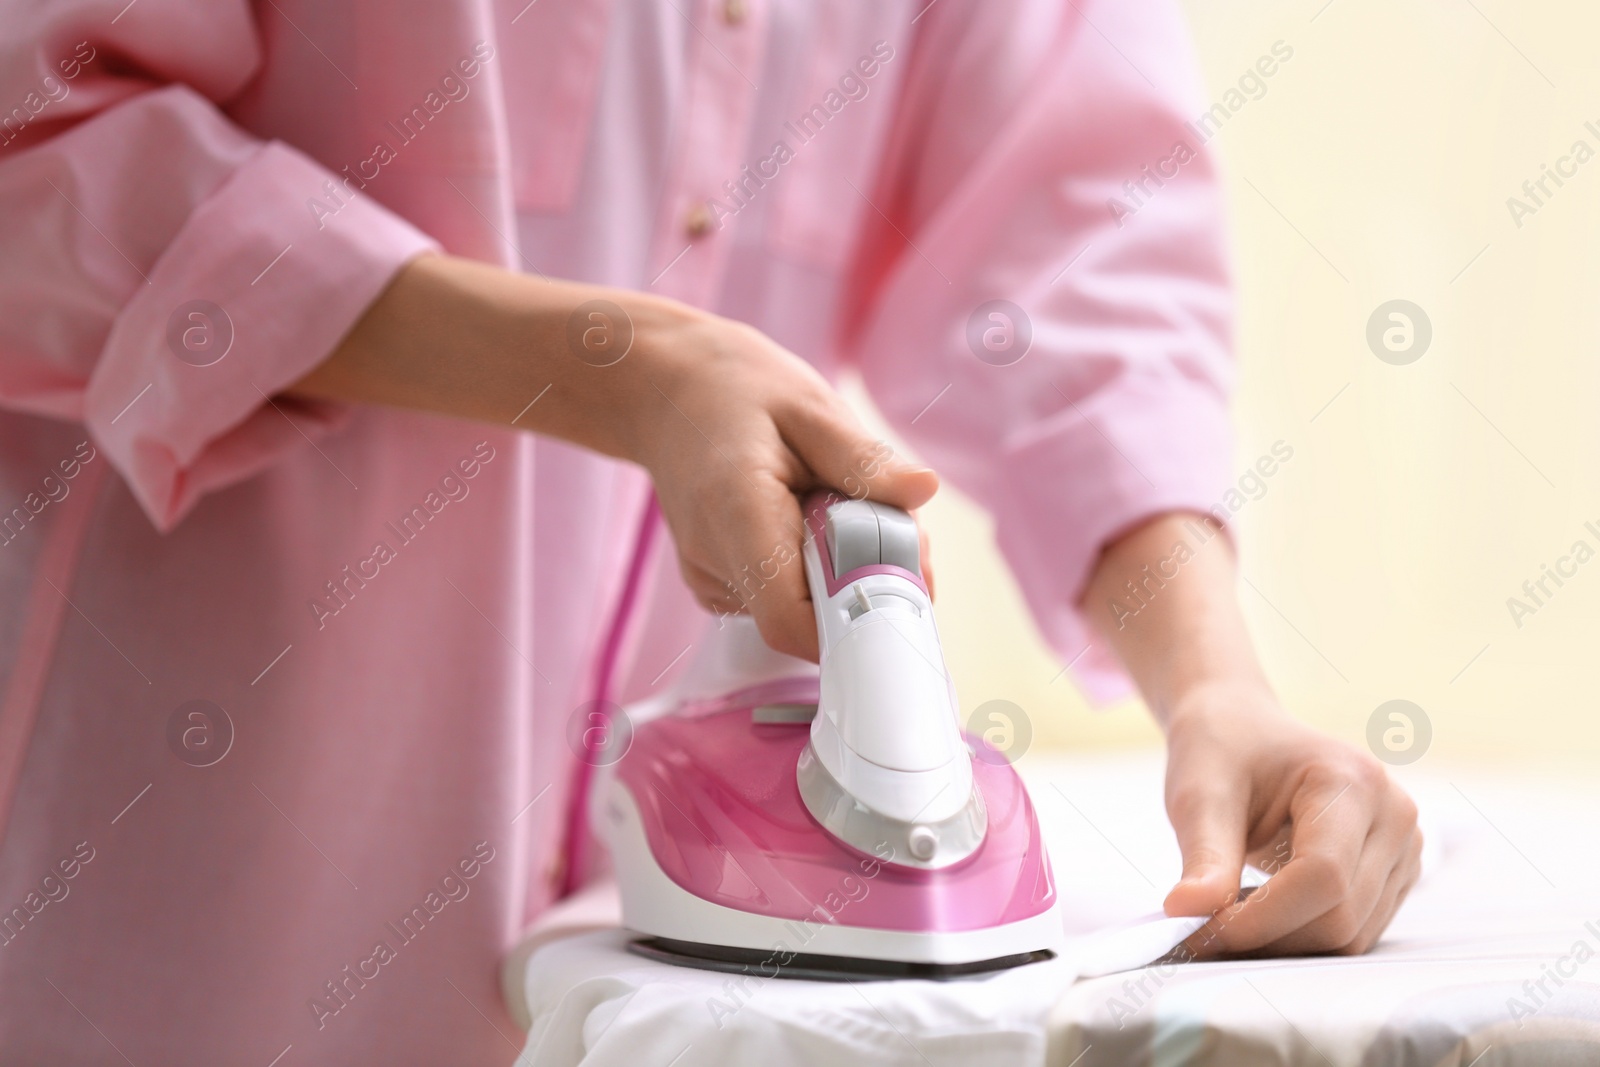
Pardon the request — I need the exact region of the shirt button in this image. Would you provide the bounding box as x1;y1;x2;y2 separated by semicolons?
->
683;203;713;239
722;0;747;25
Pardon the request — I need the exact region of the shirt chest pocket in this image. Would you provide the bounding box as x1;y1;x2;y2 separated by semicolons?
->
763;22;907;272
500;0;613;214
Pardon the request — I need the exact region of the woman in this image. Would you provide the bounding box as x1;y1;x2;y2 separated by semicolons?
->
0;0;1419;1062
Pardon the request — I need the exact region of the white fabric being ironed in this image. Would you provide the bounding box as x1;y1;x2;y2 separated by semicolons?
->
513;915;1211;1067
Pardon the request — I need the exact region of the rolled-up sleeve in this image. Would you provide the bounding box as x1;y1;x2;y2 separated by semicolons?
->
0;14;437;530
846;0;1234;700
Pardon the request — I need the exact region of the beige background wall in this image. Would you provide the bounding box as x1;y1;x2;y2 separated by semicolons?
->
848;0;1600;767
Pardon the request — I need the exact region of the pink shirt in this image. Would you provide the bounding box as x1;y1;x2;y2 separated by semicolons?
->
0;0;1232;1062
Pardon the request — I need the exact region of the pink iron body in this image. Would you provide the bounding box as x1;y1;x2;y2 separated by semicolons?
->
592;493;1062;979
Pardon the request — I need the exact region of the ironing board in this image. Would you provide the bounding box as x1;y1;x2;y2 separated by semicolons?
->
506;752;1600;1066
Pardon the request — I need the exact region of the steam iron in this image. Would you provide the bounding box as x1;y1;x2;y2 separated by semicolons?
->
591;492;1062;980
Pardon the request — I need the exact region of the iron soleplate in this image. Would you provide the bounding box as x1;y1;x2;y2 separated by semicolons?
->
627;936;1055;982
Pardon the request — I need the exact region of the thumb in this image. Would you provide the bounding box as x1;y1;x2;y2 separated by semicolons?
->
1164;786;1248;917
779;403;938;511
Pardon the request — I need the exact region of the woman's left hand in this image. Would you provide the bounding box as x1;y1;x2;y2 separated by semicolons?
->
1082;512;1422;957
1160;680;1423;957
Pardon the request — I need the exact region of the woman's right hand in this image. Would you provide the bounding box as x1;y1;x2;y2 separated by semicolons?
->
294;253;938;660
618;303;938;660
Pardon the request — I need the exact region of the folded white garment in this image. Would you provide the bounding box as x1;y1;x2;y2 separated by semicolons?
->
513;915;1206;1067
